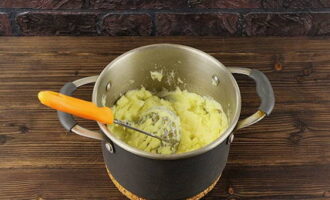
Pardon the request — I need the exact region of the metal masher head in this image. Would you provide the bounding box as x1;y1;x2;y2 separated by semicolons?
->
114;106;181;153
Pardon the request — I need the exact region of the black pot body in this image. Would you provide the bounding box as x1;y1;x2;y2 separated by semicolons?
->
102;137;231;200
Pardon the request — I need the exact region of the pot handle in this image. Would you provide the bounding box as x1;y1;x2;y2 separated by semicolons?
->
228;67;275;130
57;76;106;141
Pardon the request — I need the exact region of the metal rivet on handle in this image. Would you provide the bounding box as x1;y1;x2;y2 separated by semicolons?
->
212;75;220;86
227;134;234;144
106;82;111;91
105;142;114;153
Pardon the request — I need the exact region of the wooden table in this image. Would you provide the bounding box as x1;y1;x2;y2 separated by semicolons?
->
0;37;329;200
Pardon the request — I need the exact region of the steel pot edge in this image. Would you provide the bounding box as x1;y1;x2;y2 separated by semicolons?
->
92;43;242;160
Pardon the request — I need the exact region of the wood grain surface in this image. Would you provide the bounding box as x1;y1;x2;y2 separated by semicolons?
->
0;37;329;200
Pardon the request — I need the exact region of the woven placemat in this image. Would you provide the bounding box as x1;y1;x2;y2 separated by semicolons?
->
106;166;220;200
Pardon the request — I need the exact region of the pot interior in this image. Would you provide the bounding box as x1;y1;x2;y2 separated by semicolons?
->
93;44;241;158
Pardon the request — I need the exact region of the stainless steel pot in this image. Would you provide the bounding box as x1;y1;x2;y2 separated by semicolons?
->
57;44;275;200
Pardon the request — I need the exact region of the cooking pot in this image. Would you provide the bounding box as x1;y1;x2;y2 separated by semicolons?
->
57;44;275;200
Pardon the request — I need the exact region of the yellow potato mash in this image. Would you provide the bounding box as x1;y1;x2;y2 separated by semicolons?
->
108;87;228;154
150;70;163;81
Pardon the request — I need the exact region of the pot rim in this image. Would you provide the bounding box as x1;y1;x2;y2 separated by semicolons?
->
92;43;241;160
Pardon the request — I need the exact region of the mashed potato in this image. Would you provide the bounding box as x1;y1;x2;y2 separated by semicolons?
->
108;87;228;154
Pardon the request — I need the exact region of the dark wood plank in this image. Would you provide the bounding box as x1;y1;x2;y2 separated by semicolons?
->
0;37;329;199
0;168;122;200
207;164;330;200
0;165;329;200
